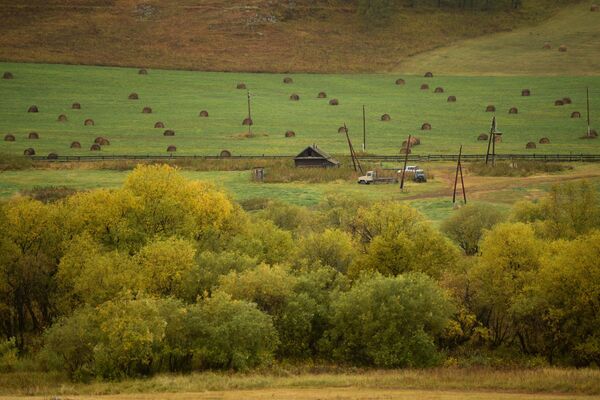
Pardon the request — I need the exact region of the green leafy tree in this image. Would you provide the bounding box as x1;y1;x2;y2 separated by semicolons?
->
297;229;357;273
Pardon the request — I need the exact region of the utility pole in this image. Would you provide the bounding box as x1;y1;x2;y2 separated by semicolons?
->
247;90;252;137
485;116;500;166
344;123;363;175
587;87;592;137
400;135;411;190
453;145;467;204
362;105;366;152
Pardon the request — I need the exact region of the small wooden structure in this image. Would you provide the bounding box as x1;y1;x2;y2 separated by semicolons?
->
252;167;265;182
294;145;340;168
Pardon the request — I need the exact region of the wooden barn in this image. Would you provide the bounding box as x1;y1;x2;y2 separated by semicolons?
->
294;145;340;168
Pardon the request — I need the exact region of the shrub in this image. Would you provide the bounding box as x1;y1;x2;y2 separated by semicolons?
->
468;161;567;177
297;229;357;273
0;338;18;372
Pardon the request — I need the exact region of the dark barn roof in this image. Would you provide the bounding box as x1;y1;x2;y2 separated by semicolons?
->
294;145;340;167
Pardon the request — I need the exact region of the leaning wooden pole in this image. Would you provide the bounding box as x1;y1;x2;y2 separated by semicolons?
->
344;123;363;174
453;145;462;204
247;90;252;136
485;117;494;165
362;105;367;152
459;158;467;204
587;87;592;137
400;135;411;190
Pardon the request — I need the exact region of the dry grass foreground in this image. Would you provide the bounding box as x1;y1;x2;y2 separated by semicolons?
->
0;0;575;73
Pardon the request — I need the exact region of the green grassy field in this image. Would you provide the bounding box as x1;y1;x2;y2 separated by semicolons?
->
0;62;599;157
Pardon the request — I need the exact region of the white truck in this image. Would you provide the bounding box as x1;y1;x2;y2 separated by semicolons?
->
357;170;398;184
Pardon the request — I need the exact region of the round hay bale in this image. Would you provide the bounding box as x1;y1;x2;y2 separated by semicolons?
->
138;68;148;75
236;83;247;89
142;107;152;114
592;4;599;11
242;117;253;126
543;42;551;49
220;149;231;157
23;148;35;155
434;87;444;93
72;102;81;109
128;93;139;100
381;113;391;121
2;72;13;79
317;92;327;98
558;45;568;52
290;94;300;101
199;110;209;117
402;136;421;146
478;133;488;141
284;130;296;138
421;122;432;130
563;97;572;104
47;153;58;160
84;118;95;126
571;111;581;118
486;105;496;112
28;105;39;113
163;129;175;136
90;143;101;151
329;99;339;105
522;89;531;96
590;129;599;137
57;114;68;122
94;136;108;145
447;95;457;102
4;134;15;141
539;137;550;144
70;141;81;149
424;72;433;78
154;121;165;128
400;146;412;155
395;78;406;85
555;99;564;106
420;83;429;90
338;126;347;133
526;141;536;149
509;107;519;114
283;77;293;84
167;145;177;152
28;132;39;139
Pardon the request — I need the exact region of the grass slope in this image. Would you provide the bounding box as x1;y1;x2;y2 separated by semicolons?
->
0;0;581;73
0;62;599;157
402;3;600;76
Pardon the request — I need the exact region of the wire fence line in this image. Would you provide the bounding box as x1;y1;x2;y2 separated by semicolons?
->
29;153;600;163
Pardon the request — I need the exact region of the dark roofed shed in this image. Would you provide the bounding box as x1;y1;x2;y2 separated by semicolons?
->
294;145;340;168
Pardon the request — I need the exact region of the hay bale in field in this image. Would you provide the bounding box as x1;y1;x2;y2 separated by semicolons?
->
237;83;247;89
242;117;253;126
70;141;81;149
447;95;457;102
84;119;95;126
381;113;391;121
434;87;444;93
139;68;148;75
28;132;39;139
421;122;432;130
28;105;39;113
522;89;531;96
128;93;139;100
558;45;568;52
424;72;433;78
142;107;152;114
571;111;581;118
318;92;327;98
338;126;347;133
72;102;81;109
283;77;293;84
478;133;488;141
220;149;231;157
167;145;177;152
583;129;599;138
58;114;68;122
285;130;295;137
555;99;564;106
509;107;518;114
47;153;58;160
94;136;108;145
486;105;496;112
23;148;35;155
329;99;339;105
402;136;421;146
4;134;15;141
420;83;429;90
395;78;405;85
290;94;300;101
539;137;550;144
563;97;572;104
2;72;13;79
543;42;551;49
90;143;101;151
525;141;536;149
163;129;175;136
154;121;165;128
592;4;599;11
199;110;209;117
